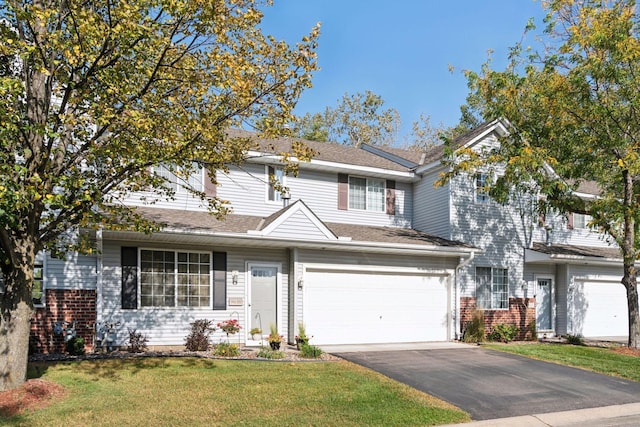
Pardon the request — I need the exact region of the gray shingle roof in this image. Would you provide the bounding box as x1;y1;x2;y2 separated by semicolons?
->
226;128;413;172
131;206;471;249
530;242;621;260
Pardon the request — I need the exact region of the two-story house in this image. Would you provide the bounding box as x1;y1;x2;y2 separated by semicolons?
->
27;121;631;353
28;130;476;353
406;119;629;340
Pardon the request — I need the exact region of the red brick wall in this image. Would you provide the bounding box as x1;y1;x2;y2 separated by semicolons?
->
30;289;97;354
460;297;536;341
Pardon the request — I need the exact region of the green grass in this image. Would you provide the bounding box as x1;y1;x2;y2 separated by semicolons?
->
485;343;640;382
7;358;469;426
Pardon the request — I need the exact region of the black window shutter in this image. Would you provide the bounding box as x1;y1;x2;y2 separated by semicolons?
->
213;252;227;310
121;247;138;309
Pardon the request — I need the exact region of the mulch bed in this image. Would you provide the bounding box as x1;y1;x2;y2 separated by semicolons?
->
0;379;65;418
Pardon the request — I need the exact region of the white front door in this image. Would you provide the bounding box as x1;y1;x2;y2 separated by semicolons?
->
536;277;553;331
247;264;279;344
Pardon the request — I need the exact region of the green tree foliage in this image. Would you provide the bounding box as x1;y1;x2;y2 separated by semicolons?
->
443;0;640;348
292;90;400;146
0;0;319;390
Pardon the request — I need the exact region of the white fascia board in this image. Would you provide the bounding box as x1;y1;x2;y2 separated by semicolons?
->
103;228;477;258
244;150;416;182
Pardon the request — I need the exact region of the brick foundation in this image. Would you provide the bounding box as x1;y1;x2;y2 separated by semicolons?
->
30;289;97;354
460;297;536;341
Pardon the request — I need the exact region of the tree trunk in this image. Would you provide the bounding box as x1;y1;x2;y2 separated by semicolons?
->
0;241;36;391
623;264;640;348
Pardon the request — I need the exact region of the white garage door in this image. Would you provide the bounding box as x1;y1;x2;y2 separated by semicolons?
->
573;281;628;337
304;268;450;345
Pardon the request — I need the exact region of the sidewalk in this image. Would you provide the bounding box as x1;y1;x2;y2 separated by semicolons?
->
442;402;640;426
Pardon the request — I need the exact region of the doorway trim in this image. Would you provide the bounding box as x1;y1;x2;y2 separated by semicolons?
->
534;274;555;334
246;262;282;346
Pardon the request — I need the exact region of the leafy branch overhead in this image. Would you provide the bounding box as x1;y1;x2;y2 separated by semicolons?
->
0;0;319;392
0;0;320;256
441;0;640;348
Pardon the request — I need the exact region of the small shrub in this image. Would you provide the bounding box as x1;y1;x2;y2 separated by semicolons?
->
127;328;148;353
526;320;537;341
299;344;323;359
565;334;585;345
185;319;215;351
213;342;240;357
488;323;519;343
463;309;485;344
65;336;85;355
256;348;285;359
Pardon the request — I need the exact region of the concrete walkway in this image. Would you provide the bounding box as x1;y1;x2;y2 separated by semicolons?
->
442;402;640;426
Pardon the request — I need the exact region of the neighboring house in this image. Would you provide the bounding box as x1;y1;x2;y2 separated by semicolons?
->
406;119;631;340
27;132;476;352
25;121;633;353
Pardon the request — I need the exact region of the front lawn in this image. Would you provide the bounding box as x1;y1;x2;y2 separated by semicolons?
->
485;342;640;382
5;358;469;426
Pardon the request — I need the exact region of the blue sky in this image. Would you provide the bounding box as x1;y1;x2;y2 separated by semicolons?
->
260;0;547;138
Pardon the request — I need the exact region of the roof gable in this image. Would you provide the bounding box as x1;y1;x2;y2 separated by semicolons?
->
252;200;337;240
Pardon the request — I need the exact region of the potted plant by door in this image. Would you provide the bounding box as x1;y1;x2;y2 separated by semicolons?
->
249;327;262;341
295;321;312;350
267;324;284;350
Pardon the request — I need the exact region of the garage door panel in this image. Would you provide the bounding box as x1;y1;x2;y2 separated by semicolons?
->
573;281;628;337
304;270;449;345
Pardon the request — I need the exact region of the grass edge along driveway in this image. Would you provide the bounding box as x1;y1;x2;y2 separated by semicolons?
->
7;358;470;426
484;342;640;382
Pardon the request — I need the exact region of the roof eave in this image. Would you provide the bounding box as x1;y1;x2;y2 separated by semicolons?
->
103;229;478;257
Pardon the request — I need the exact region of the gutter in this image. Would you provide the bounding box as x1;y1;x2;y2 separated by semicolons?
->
102;228;477;258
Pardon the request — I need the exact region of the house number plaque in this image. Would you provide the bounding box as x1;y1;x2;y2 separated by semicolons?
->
228;297;244;306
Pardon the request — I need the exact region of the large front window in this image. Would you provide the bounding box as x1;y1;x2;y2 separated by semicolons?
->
349;177;385;212
140;250;211;308
476;267;508;309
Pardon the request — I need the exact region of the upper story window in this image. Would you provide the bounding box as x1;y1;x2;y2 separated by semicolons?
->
349;176;385;212
475;266;508;310
573;213;592;229
267;165;285;202
475;173;489;203
154;163;204;193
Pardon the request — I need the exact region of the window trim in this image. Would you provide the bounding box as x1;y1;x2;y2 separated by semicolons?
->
475;266;509;310
348;175;386;212
32;263;45;307
266;165;286;203
153;163;205;194
138;248;213;309
475;173;489;204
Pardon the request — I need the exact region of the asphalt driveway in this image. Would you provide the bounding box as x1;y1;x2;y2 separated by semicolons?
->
335;347;640;421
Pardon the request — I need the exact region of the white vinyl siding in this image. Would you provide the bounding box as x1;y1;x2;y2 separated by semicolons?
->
100;241;289;348
413;169;451;239
218;164;412;227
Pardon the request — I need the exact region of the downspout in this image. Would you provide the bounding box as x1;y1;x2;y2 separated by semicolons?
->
95;227;104;350
453;251;475;340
